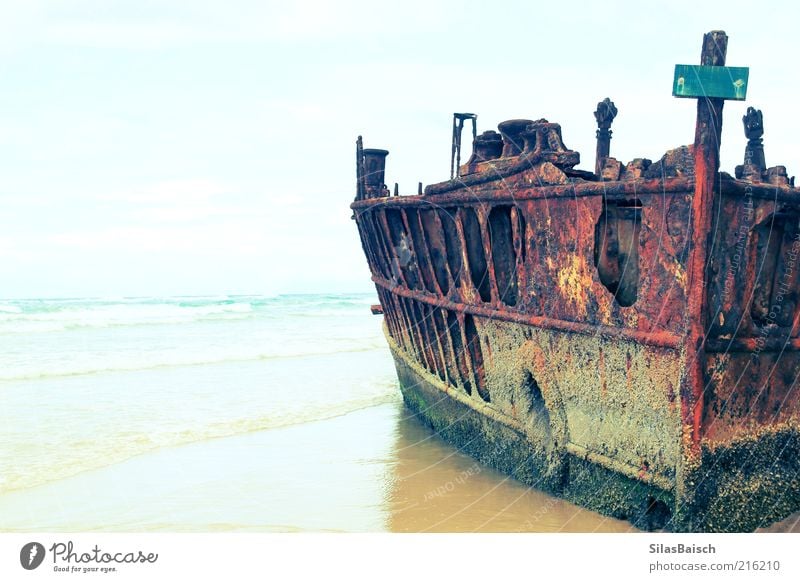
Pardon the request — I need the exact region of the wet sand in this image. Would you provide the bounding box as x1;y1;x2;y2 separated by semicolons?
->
0;401;797;533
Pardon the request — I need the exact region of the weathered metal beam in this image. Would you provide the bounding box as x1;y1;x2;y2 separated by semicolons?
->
706;337;800;352
719;175;800;202
373;275;683;349
684;30;728;448
351;177;694;209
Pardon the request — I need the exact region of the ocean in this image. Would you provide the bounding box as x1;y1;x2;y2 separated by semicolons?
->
0;294;796;532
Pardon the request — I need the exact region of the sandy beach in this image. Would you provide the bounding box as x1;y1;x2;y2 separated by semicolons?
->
2;399;798;533
0;400;637;532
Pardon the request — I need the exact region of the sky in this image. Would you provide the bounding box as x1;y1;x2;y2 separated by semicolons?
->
1;0;799;298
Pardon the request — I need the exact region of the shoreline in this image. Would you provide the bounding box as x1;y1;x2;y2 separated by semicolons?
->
3;400;794;533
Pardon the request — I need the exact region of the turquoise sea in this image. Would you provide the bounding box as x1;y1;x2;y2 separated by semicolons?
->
0;294;396;494
0;294;796;532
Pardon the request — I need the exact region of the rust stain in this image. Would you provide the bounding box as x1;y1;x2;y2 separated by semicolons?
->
555;254;592;317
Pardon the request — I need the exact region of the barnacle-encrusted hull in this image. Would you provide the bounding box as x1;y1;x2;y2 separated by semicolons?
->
388;319;800;532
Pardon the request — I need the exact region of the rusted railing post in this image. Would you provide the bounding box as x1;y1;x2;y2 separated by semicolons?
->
451;113;477;180
356;136;366;200
735;107;766;180
743;106;766;172
594;98;618;176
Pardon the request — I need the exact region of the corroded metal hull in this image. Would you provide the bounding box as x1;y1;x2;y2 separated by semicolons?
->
350;32;800;532
387;315;800;532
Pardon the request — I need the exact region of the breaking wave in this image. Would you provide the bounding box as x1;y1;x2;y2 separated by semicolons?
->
0;387;401;495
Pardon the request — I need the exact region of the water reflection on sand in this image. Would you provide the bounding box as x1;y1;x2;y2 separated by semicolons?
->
386;404;637;532
386;404;800;533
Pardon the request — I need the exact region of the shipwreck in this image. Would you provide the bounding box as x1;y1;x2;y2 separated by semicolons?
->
349;31;800;532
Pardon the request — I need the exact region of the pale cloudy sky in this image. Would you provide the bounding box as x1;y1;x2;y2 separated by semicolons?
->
1;0;798;298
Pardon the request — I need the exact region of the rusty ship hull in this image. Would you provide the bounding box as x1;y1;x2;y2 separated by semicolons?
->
350;32;800;532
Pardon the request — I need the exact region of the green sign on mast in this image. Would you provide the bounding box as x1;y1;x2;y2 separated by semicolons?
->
672;64;749;100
